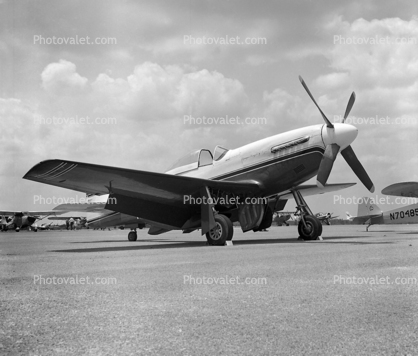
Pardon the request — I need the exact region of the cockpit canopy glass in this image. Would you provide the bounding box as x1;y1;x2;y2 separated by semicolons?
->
213;146;229;161
167;149;213;172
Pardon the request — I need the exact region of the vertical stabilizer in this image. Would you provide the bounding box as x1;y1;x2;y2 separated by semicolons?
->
357;197;382;217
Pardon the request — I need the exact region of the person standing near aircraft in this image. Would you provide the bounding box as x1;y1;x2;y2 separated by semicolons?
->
66;217;75;230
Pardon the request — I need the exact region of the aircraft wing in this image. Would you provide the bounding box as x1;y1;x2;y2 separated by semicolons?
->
277;183;356;200
53;203;108;212
23;159;262;229
381;182;418;198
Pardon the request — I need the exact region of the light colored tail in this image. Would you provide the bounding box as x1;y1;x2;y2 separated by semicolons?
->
357;197;382;217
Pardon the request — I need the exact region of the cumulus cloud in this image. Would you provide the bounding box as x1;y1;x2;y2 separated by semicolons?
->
41;60;88;94
326;17;418;89
90;61;249;121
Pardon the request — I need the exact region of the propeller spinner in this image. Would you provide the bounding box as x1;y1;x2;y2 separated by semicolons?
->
299;76;374;193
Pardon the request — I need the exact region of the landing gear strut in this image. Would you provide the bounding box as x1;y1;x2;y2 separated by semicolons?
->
291;190;322;240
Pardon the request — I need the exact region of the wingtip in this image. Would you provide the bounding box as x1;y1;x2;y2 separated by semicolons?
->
369;185;375;193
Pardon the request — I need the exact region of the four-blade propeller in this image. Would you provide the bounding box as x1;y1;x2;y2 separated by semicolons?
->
299;76;374;193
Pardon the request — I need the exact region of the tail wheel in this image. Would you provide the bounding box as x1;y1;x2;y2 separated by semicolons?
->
128;231;137;241
298;215;322;240
206;214;233;246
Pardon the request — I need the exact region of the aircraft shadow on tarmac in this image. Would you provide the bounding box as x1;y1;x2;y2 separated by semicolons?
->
50;235;395;253
69;239;173;244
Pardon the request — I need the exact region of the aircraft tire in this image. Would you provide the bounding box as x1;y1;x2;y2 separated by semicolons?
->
206;214;233;245
298;215;322;240
128;231;137;241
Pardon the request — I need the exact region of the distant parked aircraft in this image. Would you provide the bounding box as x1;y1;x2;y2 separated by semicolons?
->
315;212;339;225
0;210;64;232
352;195;418;231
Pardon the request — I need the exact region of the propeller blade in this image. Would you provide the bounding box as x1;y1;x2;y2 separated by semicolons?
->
341;145;375;192
299;75;334;128
343;92;356;123
317;144;340;188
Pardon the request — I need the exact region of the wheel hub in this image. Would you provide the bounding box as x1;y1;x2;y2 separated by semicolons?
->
209;223;222;240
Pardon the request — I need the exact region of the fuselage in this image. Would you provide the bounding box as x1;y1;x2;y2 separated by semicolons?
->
1;215;37;231
168;124;326;198
377;204;418;225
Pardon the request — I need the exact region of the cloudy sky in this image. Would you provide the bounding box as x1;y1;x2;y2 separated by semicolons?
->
1;0;417;219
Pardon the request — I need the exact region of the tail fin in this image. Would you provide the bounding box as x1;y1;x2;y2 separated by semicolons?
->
357;197;383;217
346;212;353;220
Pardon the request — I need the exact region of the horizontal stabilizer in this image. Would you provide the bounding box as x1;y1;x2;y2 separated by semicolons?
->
382;182;418;198
277;182;356;200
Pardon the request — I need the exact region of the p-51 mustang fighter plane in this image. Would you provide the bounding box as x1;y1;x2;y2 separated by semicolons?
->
23;76;374;244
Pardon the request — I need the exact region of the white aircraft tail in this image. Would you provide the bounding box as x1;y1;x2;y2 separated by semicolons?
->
346;212;353;220
357;197;383;218
86;193;109;204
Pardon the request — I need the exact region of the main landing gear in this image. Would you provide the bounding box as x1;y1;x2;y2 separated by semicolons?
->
205;214;234;246
291;190;322;241
128;229;137;241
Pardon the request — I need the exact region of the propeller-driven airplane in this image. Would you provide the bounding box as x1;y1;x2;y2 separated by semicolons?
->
349;189;418;231
23;76;374;245
315;212;339;225
0;210;64;232
274;212;296;226
47;216;88;230
52;196;147;231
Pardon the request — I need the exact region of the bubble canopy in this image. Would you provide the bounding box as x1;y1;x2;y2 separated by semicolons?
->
166;146;230;174
166;149;213;174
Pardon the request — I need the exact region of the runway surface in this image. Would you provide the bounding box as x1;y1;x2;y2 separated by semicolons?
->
2;225;418;355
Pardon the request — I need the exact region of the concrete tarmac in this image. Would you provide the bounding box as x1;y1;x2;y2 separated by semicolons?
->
2;225;418;355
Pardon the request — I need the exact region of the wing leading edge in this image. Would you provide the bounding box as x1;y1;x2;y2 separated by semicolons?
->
24;159;262;229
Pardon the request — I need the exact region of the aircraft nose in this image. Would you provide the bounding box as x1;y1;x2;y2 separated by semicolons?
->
322;123;358;150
